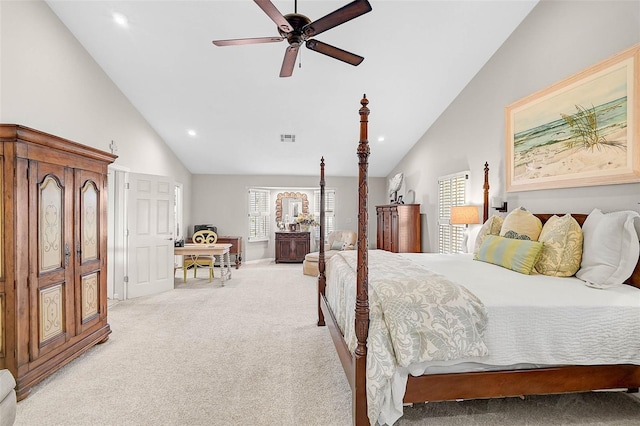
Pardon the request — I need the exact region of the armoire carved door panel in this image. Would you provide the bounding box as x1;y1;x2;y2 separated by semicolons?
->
74;169;107;335
383;209;393;251
28;161;75;361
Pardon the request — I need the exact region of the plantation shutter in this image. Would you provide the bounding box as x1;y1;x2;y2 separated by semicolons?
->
248;189;270;242
314;189;336;241
438;172;468;253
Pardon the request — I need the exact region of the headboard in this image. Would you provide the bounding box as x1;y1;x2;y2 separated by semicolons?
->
481;164;640;289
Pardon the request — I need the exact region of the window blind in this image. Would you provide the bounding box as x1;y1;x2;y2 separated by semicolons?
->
248;189;270;242
438;172;469;253
314;189;336;241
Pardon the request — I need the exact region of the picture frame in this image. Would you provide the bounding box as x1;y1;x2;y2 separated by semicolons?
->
505;43;640;192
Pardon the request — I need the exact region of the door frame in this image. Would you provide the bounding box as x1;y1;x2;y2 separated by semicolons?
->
108;167;185;300
107;164;129;301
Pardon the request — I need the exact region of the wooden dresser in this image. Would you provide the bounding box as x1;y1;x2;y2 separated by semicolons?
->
0;125;116;399
275;232;310;263
376;204;421;253
216;236;242;269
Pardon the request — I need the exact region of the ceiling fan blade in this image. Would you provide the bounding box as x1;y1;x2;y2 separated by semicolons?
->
254;0;293;33
279;45;300;78
212;36;284;47
305;40;364;66
303;0;372;38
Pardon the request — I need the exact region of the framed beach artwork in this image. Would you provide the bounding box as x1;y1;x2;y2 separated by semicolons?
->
505;43;640;192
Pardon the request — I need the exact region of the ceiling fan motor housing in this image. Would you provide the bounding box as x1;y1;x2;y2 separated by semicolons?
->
279;13;311;46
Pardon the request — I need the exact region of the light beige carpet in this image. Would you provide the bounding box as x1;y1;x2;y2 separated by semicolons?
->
14;262;640;426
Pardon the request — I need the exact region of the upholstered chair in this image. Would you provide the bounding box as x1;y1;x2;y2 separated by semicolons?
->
303;230;357;276
0;369;16;426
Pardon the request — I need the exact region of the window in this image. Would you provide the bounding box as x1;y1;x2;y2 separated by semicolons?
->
314;189;336;241
438;171;469;253
248;189;270;242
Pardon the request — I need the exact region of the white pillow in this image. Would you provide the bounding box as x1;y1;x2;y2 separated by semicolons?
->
576;208;640;288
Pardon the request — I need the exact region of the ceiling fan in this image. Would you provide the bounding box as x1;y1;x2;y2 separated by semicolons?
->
212;0;372;77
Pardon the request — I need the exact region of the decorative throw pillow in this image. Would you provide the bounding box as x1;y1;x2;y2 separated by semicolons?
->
330;241;344;251
576;208;640;288
500;207;542;241
474;235;544;274
473;215;504;256
535;214;583;277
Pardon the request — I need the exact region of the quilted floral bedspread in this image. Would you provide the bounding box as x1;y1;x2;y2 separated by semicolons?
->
326;250;489;425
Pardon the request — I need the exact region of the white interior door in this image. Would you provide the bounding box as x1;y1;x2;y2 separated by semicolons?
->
127;172;175;299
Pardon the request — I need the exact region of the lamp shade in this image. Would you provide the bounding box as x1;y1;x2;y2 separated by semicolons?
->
450;205;480;225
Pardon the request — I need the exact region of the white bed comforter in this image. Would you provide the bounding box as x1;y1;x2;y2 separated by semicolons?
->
325;250;489;425
402;253;640;367
325;251;640;426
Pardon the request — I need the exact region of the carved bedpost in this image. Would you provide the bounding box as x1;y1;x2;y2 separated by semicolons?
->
483;162;489;223
354;95;370;425
317;157;326;327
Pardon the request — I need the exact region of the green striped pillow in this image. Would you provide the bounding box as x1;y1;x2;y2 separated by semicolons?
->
474;235;544;274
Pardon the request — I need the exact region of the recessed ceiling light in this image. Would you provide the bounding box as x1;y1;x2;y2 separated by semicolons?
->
187;130;197;137
112;12;128;27
377;136;385;142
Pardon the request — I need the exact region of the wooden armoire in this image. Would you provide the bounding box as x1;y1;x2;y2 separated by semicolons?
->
376;204;421;253
0;125;116;399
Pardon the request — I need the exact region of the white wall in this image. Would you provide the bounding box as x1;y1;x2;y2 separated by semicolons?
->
0;0;388;263
191;174;386;262
0;0;192;233
389;0;640;252
7;1;634;260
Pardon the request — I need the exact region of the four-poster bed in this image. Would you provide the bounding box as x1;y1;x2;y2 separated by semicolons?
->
317;95;640;425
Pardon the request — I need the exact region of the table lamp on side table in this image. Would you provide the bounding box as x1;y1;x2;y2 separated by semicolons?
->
450;205;481;253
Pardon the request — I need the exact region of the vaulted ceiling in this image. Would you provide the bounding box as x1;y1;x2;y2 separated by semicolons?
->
46;0;538;177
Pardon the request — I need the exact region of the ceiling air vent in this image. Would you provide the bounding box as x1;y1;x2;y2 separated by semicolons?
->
280;134;296;143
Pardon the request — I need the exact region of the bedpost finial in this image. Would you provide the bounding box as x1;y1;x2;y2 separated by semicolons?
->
360;96;370;118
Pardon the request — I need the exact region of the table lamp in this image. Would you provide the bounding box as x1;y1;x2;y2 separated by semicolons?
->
450;205;481;253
